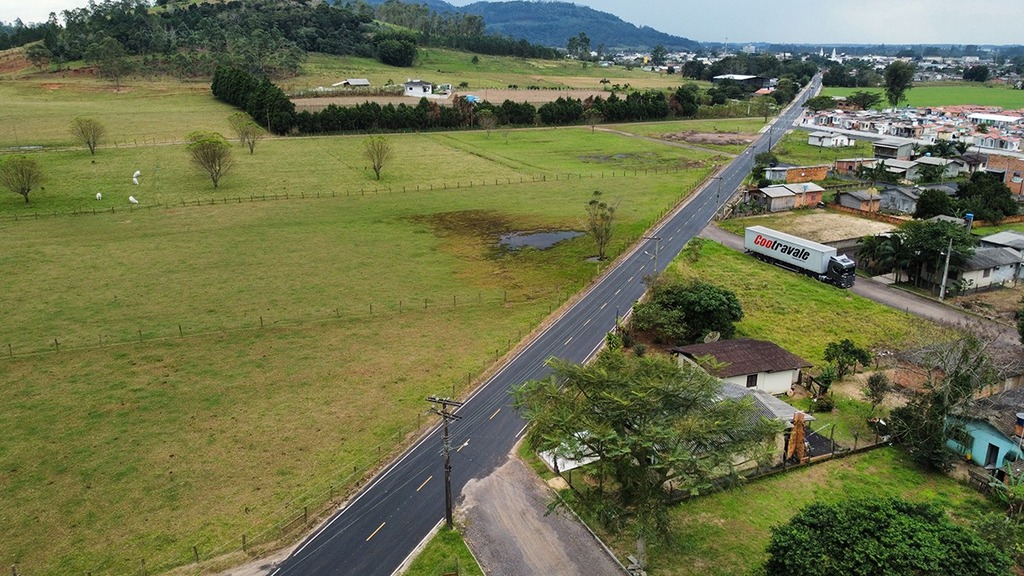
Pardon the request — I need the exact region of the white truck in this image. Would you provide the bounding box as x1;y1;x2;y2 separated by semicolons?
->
744;226;856;288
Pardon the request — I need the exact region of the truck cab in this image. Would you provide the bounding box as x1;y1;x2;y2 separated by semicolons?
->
824;255;857;288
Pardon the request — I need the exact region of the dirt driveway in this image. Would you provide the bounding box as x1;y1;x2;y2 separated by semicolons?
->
459;453;625;576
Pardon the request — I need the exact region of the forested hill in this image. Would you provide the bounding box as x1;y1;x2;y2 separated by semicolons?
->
358;0;700;52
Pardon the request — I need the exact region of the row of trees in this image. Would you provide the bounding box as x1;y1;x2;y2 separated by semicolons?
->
212;67;705;136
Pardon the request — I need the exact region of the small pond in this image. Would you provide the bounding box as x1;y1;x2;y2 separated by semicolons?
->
498;230;583;250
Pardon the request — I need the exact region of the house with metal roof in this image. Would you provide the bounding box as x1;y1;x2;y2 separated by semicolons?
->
980;230;1024;256
951;247;1023;289
670;338;813;395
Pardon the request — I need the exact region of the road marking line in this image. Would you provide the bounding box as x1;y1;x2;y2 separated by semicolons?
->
564;336;573;345
628;276;634;282
457;439;470;452
614;289;621;295
366;522;385;541
416;475;432;492
600;302;607;310
489;408;501;420
583;318;591;327
516;423;529;438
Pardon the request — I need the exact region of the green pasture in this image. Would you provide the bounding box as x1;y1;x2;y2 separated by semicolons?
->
669;241;943;364
0;78;235;148
608;447;998;576
771;129;875;166
0;116;710;574
822;83;1024;110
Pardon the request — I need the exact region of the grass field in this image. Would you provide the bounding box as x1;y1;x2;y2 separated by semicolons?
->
608;447;999;576
668;241;942;364
0;67;726;574
771;129;876;167
822;83;1024;110
606;118;767;154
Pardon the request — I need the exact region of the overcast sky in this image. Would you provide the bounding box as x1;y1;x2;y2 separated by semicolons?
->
4;0;1024;45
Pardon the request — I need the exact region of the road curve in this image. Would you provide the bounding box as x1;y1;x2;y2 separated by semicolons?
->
270;78;822;576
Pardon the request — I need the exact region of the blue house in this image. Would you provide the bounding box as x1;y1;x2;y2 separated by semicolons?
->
950;388;1024;470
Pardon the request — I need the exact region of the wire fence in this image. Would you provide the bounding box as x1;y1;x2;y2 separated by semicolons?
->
0;165;707;223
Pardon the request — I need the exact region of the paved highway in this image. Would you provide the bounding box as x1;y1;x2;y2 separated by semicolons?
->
271;76;820;576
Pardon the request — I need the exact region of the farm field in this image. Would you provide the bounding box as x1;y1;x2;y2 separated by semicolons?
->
771;129;876;167
606;118;766;154
822;83;1024;110
0;70;722;574
605;447;999;576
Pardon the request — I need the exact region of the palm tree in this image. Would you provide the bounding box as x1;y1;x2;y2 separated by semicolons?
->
857;234;886;274
877;233;913;284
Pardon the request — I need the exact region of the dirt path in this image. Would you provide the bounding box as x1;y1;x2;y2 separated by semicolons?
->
459;454;625;576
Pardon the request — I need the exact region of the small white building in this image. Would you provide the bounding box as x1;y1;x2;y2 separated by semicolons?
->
807;131;852;148
671;339;812;395
951;248;1023;289
403;79;433;97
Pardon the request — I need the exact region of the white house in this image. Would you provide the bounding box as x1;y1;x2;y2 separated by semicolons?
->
403;79;433;97
950;248;1023;290
671;339;813;395
807;131;852;148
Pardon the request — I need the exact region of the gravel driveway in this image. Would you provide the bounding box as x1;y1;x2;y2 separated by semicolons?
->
459;454;625;576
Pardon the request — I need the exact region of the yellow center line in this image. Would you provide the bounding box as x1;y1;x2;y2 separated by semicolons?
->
489;408;501;420
416;475;433;492
366;522;386;541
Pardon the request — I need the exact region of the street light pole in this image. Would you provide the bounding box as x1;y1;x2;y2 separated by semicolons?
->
712;176;724;220
642;235;661;272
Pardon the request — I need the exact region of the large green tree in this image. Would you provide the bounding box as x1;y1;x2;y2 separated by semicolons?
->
186;131;234;189
84;36;134;88
514;350;780;566
883;61;916;108
914;188;956;219
631;279;743;344
900;219;975;289
846;90;883;110
956;171;1017;223
0;156;44;203
764;497;1010;576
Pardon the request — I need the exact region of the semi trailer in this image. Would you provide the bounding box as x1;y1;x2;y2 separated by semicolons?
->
744;226;856;288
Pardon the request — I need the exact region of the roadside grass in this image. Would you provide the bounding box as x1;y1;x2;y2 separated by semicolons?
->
402;528;484;576
0;121;707;573
771;130;876;166
822;83;1024;109
605;447;1000;576
668;241;945;364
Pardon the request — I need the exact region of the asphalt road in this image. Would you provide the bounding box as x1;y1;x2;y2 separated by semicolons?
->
270;78;821;576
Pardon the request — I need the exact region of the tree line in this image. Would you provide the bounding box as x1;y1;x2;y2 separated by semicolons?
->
212;66;705;136
4;0;557;79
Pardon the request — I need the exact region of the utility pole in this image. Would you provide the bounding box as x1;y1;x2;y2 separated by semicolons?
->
426;396;463;529
712;176;724;219
938;235;954;301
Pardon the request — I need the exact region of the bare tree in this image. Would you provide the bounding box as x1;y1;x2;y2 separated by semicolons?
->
583;108;604;132
363;136;393;180
0;156;44;203
69;117;106;155
586;190;616;260
476;109;497;136
227;113;266;155
186;131;234;189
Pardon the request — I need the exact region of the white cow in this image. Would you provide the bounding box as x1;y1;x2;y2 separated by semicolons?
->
96;192;102;200
129;196;138;204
